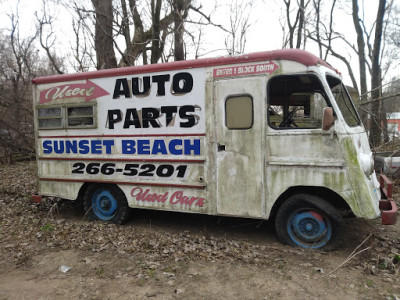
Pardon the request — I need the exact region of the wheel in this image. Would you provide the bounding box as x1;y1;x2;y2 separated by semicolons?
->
84;184;131;224
275;194;344;250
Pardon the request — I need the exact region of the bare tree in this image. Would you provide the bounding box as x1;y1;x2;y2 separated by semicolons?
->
91;0;118;69
0;11;54;162
173;0;190;61
347;0;393;146
224;0;253;55
281;0;311;49
383;78;400;116
67;0;226;68
388;5;400;48
34;0;225;70
308;0;394;146
307;0;360;92
69;5;97;72
369;0;388;146
35;2;65;74
351;0;368;103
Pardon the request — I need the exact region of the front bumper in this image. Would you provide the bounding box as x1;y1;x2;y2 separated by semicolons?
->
379;174;398;225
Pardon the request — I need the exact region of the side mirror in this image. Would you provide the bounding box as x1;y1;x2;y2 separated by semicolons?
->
322;107;335;130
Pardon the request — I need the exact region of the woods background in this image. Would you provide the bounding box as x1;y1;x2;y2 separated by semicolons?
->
1;0;400;162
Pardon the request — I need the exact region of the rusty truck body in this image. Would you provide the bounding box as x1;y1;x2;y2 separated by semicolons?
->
32;49;397;249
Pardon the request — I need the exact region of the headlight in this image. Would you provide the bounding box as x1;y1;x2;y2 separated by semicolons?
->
359;153;374;177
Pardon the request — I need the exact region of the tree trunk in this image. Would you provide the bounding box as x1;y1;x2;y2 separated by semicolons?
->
351;0;369;136
173;0;185;61
92;0;117;69
120;0;135;66
284;0;295;48
296;0;305;49
351;0;368;101
150;0;162;64
128;0;148;65
370;0;386;147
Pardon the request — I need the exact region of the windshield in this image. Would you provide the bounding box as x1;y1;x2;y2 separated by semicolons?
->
327;75;361;127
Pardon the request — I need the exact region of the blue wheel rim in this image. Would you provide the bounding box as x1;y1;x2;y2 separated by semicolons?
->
92;189;118;220
287;210;332;249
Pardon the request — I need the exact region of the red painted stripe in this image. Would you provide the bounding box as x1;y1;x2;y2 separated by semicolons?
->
32;49;335;85
38;133;206;138
40;177;206;189
38;157;205;163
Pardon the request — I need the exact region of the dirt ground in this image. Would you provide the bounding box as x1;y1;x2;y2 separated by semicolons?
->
0;162;400;300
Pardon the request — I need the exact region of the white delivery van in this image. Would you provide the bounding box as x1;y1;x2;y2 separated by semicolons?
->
32;49;397;249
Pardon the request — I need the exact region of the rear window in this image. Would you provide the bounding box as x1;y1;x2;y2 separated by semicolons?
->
37;105;96;129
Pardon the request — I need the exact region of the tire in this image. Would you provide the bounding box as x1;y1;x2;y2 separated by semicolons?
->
84;184;131;225
275;194;344;250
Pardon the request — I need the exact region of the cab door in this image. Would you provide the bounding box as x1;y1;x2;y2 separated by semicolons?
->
214;76;265;218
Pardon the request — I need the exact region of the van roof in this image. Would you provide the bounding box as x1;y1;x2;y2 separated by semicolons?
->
32;49;335;85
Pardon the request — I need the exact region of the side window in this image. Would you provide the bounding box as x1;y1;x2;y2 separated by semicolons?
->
225;95;253;129
67;106;95;127
37;105;96;129
38;107;62;129
268;74;329;129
